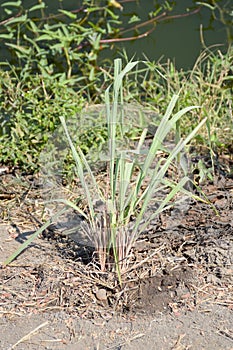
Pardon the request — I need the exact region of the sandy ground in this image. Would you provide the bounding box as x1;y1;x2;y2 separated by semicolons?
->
1;222;233;350
1;305;233;350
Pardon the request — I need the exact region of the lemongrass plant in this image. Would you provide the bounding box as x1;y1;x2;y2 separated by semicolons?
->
58;59;207;280
4;59;207;284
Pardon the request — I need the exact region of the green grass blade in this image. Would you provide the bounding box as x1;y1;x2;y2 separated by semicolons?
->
132;117;207;236
118;152;134;222
142;103;200;177
46;198;88;220
3;207;67;266
60;116;96;223
133;176;190;238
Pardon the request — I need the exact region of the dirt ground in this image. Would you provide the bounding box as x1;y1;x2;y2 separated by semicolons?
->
0;169;233;349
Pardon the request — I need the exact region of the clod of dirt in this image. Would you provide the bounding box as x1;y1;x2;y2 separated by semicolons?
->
132;267;194;314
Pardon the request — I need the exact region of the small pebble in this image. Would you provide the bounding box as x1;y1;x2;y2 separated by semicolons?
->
96;289;107;301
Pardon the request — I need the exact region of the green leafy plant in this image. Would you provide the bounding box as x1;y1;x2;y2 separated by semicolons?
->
0;0;171;88
3;59;207;285
0;1;231;173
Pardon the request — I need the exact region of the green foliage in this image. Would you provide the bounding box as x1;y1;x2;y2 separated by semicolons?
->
0;0;168;87
0;70;85;170
0;1;232;172
0;0;165;170
0;1;117;81
0;47;233;171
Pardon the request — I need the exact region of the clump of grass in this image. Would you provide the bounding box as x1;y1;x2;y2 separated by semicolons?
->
3;59;207;284
132;47;233;156
59;59;207;280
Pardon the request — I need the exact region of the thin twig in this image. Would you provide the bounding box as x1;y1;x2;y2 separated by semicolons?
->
7;321;49;350
123;244;165;274
217;329;233;342
0;11;23;26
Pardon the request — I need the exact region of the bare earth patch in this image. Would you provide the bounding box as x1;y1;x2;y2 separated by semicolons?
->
0;172;233;349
